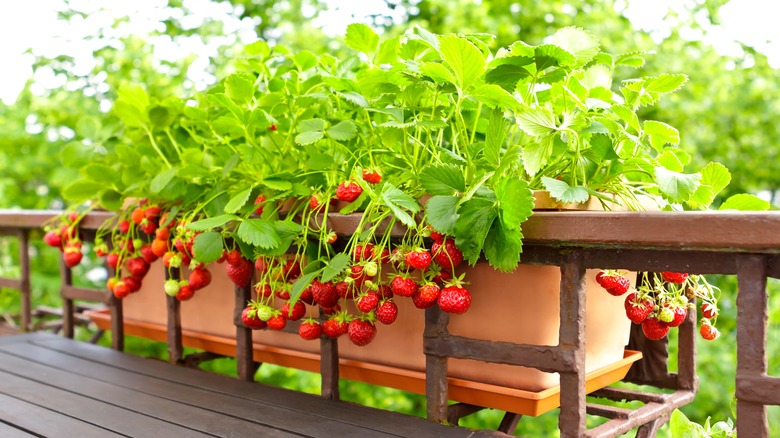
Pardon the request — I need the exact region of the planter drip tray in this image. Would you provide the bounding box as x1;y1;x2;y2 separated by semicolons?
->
86;310;642;416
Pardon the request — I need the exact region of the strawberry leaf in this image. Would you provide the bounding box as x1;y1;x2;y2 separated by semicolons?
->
187;214;239;231
483;219;522;273
419;163;466;196
689;162;731;209
438;34;485;91
237;219;281;249
224;187;252;214
719;194;770;211
289;272;319;306
654;167;702;204
224;73;254;105
454;197;497;265
192;232;224;263
425;195;460;235
381;183;420;228
150;168;177;194
345;23;379;55
495;178;534;228
541;177;590;204
322;253;350;283
326;120;358;141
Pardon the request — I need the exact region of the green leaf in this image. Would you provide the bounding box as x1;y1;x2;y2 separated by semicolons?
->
322;253;350;283
654;167;702;203
541;177;590;204
719;194;770;211
212;116;244;137
516;108;557;136
419;62;456;85
224;187;253;214
699;162;731;198
99;190;123;211
657;149;687;172
485;64;532;90
644;120;680;151
522;135;555;176
207;93;244;121
345;23;379;55
381;183;421;228
483;219;522;273
295;131;324;145
237;219;281;249
438;35;486;91
62;180;105;202
419;163;466;196
225;73;254;105
187;214;238;231
669;409;707;438
549;27;600;66
339;91;368;108
114;84;150;128
297;118;327;133
646;74;688;94
534;44;576;71
495;178;534;228
261;178;293;191
468;84;521;110
454;197;497;265
289;272;319;306
222;153;241;178
326;120;358;141
192;232;224;263
293;50;318;71
150;168;177;194
484;109;506;167
425;195;460;235
245;40;270;57
376;36;400;64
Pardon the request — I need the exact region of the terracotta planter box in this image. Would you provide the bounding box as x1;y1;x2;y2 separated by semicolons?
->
121;261;634;393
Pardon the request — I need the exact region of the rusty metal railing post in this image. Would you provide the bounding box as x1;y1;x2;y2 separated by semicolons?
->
234;279;255;381
558;250;587;437
18;230;31;332
166;267;183;364
59;255;75;339
424;305;450;423
736;254;769;437
320;311;340;400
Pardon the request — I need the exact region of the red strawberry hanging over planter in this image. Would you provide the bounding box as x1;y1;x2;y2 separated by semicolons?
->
624;293;653;324
226;256;253;287
267;312;287;330
242;305;267;330
63;245;83;268
375;300;398;325
641;317;670;340
140;245;158;264
311;279;339;308
700;320;720;340
595;270;630;296
188;267;212;291
405;249;431;271
417;282;441;303
356;290;380;313
348;319;377;346
665;303;688;328
336;181;363;202
253;194;267;216
151;239;168;257
390;275;417;297
412;289;437;309
298;320;322;340
44;229;63;249
701;302;718;319
176;285;195;301
438;283;472;314
282;301;306;321
322;317;349;338
361;169;382;184
431;238;463;270
112;281;131;299
662;272;689;284
107;252;120;269
122;276;142;293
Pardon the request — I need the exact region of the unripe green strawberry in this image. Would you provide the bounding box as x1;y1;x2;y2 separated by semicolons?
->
164;279;180;296
256;305;274;322
363;261;378;277
168;253;183;268
658;307;674;323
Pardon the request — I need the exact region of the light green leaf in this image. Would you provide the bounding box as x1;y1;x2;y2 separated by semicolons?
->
376;36;400;64
293;50;318;71
438;35;485;91
290;272;319;306
245;40;270;57
224;187;253;214
62;180;105;202
484;109;506;167
485;64;532;90
261;178;293;191
516;108;557;136
192;232;224;263
654;167;702;203
212;116;244;137
339;91;369;108
495;177;534;228
150;168;177;194
114;101;149;128
326;120;358;141
645;74;688;94
295;131;325;145
419;61;456;84
345;23;379;55
297;118;327;133
322;253;350;283
99;190;123;211
381;183;421;228
669;409;707;438
207;93;244;121
469;84;521;110
657;149;688;172
522;135;555;176
187;214;239;231
222;153;241;178
719;194;770;211
237;219;281;249
419;163;466;196
549;27;600;66
425;195;460;235
534;44;576;71
700;162;731;198
225;73;254;105
644;120;680;151
541;177;590;204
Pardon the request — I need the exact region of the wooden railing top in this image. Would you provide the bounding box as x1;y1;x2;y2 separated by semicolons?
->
2;209;780;252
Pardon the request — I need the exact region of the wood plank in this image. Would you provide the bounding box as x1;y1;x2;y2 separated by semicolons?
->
0;368;210;437
1;342;398;438
35;336;499;437
0;393;117;438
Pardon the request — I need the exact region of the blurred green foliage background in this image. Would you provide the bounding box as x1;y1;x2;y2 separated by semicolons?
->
1;0;779;436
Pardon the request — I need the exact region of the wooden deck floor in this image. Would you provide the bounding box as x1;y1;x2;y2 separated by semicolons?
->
0;333;505;437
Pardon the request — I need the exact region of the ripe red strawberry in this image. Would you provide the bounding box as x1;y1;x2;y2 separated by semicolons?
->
350;264;370;286
377;284;393;299
376;300;398;325
427;225;444;243
107;252;120;269
405;249;432;271
298;320;322;340
348;319;377;346
624;293;653;324
700;321;720;340
151;239;168;257
353;244;375;262
113;281;130;299
357;290;380;313
144;206;162;219
253;194;266;216
155;227;170;241
226;257;253;287
255;283;272;298
131;207;146;224
666;305;688;328
309;195;322;211
225;249;242;265
390;275;417;297
275;287;291;300
336;181;363;202
326;233;338;244
299;286;315;305
140;245;158;264
595;271;630;296
412;290;436;309
267;313;287;330
106;277;118;292
438;285;471;314
361;169;382;184
641;317;670;340
119;220;131;234
188;267;212;290
176;285;195;301
431;239;463;270
662;272;689;284
335;281;356;299
322;318;348;338
126;257;150;279
254;257;269;274
701;303;718;319
63;247;83;268
140;220;158;235
242;306;267;330
282;259;301;279
269;123;277;131
122;276;142;293
418;282;441;303
44;230;62;248
282;301;306;321
311;280;339;308
320;304;341;315
67;211;79;222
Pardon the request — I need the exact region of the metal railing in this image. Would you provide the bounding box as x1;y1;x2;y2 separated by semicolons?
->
1;209;778;437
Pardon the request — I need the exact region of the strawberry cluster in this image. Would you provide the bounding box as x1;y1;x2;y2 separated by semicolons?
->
596;269;721;341
43;211;83;268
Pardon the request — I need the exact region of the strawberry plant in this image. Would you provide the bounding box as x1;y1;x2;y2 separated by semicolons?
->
53;24;768;346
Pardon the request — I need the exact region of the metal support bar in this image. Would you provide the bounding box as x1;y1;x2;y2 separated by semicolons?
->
424;306;450;423
558;250;587;437
166;267;183;365
234;279;255;382
319;311;340;400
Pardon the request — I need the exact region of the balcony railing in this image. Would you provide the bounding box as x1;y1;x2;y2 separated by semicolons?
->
1;209;778;437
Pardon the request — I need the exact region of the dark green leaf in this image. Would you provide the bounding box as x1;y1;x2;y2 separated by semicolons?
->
425;195;460;235
495;178;534;228
483;219;522;272
419;163;466;196
454;197;497;265
192;232;224;263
